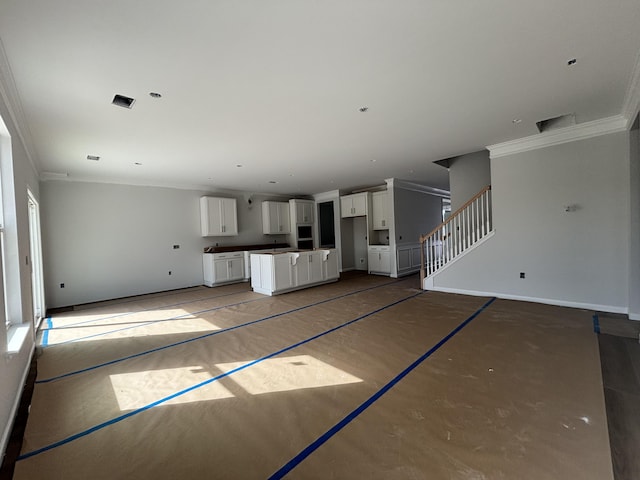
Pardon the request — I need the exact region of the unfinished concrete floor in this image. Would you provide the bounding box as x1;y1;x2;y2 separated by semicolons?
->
11;273;615;479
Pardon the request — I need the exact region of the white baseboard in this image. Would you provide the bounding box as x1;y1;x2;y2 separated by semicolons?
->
425;285;628;315
629;312;640;321
1;342;35;460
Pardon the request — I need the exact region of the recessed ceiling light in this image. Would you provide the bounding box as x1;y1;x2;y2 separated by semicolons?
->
112;94;135;109
567;58;577;66
134;162;142;165
370;159;377;163
149;92;162;98
512;118;522;124
268;180;278;184
289;173;295;177
236;164;243;168
358;106;369;113
87;155;100;161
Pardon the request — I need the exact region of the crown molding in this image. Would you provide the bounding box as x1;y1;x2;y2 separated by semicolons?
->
487;115;628;159
386;178;450;198
622;47;640;124
0;37;40;177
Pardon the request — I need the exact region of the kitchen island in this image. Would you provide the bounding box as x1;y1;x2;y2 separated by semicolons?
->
250;249;339;296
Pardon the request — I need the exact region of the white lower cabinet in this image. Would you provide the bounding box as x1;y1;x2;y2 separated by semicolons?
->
203;252;245;287
368;246;391;275
250;249;339;295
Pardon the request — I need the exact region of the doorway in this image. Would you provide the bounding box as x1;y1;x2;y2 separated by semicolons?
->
27;189;45;327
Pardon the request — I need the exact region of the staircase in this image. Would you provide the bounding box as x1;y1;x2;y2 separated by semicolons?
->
420;185;493;289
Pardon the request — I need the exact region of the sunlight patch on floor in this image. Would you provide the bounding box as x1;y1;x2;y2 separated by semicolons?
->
216;355;362;395
109;366;234;410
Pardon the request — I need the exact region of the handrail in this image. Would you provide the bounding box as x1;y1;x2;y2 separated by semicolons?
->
420;185;491;243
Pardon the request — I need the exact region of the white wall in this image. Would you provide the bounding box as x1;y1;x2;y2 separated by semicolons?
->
432;131;631;312
0;96;41;458
40;181;291;308
629;115;640;319
448;150;491;211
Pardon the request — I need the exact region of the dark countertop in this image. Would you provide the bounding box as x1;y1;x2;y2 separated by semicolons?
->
204;243;290;254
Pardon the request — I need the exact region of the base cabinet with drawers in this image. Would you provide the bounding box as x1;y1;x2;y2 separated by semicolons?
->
368;245;391;275
203;252;245;287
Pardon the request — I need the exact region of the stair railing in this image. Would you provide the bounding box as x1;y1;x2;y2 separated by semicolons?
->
420;185;492;286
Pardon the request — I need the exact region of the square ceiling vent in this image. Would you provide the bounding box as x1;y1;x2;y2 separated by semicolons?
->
112;94;135;109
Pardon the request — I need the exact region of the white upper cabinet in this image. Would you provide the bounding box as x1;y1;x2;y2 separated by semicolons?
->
200;196;238;236
340;192;368;218
262;201;291;234
372;191;390;230
292;200;314;225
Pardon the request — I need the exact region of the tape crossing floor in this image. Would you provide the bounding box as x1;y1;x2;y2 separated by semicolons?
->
15;273;613;479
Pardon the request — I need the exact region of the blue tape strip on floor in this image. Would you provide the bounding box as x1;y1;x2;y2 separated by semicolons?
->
268;296;497;480
45;297;266;347
41;318;52;347
36;279;402;384
592;314;600;334
46;289;250;330
19;291;423;461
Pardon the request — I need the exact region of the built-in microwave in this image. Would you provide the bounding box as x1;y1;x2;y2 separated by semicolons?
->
297;225;312;239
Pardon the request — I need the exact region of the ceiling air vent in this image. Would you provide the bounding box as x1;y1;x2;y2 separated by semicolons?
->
112;94;135;109
536;113;575;133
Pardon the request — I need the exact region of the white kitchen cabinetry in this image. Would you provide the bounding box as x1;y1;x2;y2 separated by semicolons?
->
262;201;291;234
368;245;391;275
250;249;339;296
340;192;368;218
203;252;245;287
200;197;238;236
292;250;323;286
292;199;314;224
371;191;390;230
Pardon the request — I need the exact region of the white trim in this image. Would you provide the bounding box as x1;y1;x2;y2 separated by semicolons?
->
312;189;340;202
622;48;640;124
424;285;628;315
0;37;40;177
385;178;450;198
0;342;34;460
629;312;640;321
488;115;628;158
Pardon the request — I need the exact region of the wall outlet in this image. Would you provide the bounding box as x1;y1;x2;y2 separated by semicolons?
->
519;272;525;279
173;244;180;249
60;283;65;288
360;258;365;264
168;271;172;275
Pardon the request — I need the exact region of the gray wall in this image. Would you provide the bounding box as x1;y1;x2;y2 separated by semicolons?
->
432;131;630;312
629;115;640;319
392;186;443;246
448;151;491;211
40;181;290;308
0;96;41;456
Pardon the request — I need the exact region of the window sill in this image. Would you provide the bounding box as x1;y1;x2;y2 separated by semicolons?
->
6;324;31;356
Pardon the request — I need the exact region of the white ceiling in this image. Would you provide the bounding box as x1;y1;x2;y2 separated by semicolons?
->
1;0;639;196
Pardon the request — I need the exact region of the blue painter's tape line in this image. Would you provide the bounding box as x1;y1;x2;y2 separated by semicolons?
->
18;290;424;460
592;314;600;334
41;318;52;347
45;297;265;346
268;296;497;480
46;289;248;330
36;279;403;383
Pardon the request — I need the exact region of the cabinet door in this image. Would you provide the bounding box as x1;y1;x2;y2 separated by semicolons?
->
293;254;311;285
352;194;367;216
213;259;230;282
372;192;389;230
340;197;353;218
220;198;238;235
308;252;323;283
278;203;291;233
228;257;244;281
273;255;294;290
379;250;391;273
322;250;339;280
368;251;380;272
296;202;314;224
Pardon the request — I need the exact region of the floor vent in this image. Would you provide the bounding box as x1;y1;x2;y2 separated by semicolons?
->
536;113;575;133
112;94;135;109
